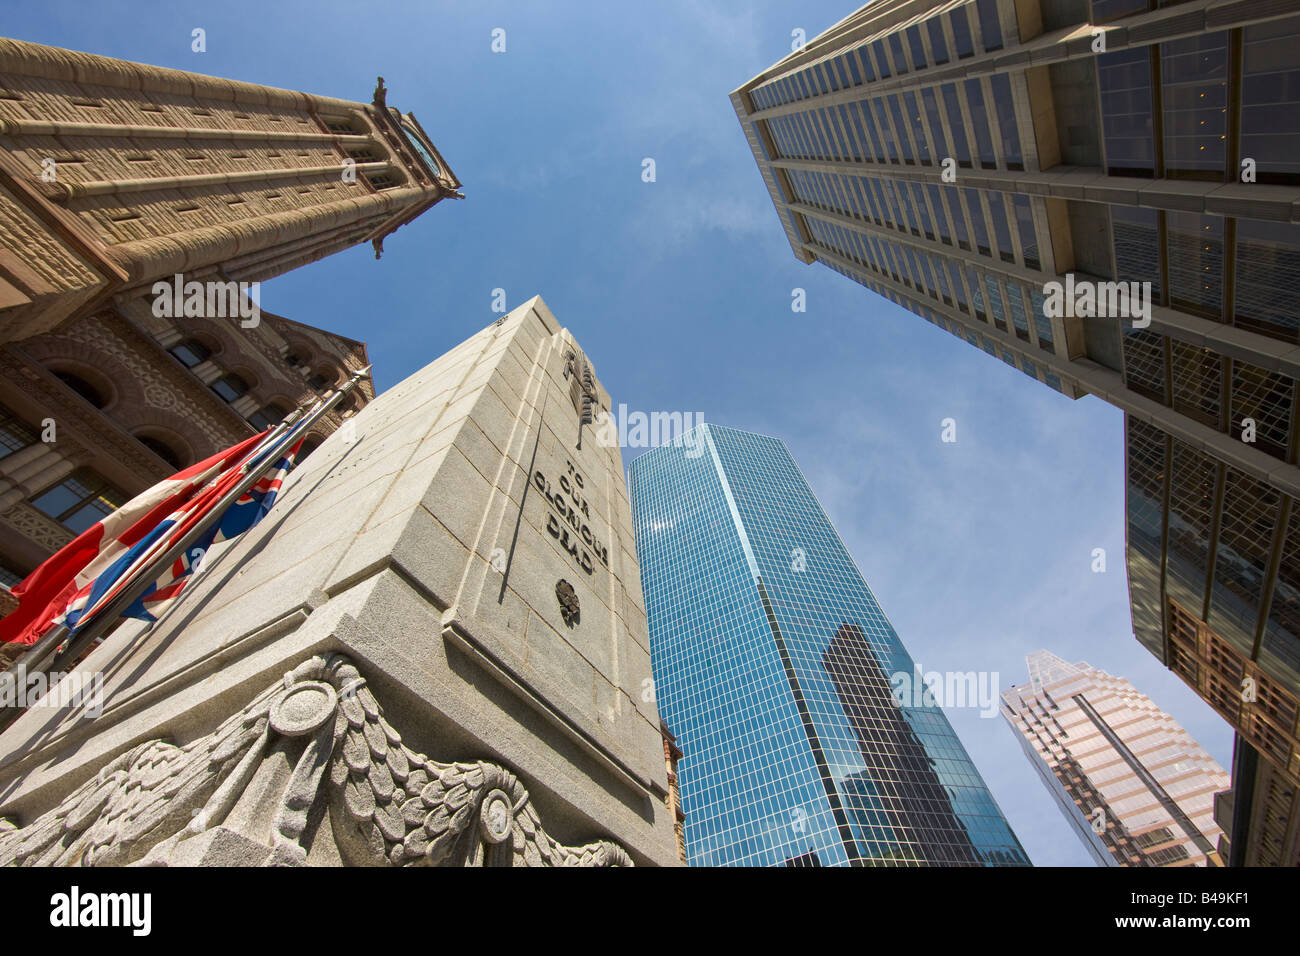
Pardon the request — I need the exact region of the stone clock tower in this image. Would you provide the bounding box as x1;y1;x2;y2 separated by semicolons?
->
0;297;682;867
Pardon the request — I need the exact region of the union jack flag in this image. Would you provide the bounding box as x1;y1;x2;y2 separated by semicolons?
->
0;419;307;649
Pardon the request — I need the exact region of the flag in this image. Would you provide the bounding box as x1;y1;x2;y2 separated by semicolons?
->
119;436;303;623
0;431;270;648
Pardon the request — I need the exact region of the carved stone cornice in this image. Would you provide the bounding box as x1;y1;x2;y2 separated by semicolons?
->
0;502;74;554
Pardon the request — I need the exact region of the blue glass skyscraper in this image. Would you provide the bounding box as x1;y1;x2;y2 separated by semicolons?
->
629;424;1028;867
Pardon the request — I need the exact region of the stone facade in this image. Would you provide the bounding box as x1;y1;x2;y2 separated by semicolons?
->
0;36;460;627
0;297;682;866
0;294;374;604
0;36;460;342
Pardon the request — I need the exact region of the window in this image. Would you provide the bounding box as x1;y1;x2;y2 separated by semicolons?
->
306;372;332;391
0;563;23;589
1161;32;1229;179
54;371;107;409
975;0;1002;52
298;435;324;459
905;25;927;71
1241;18;1300;185
1011;195;1039;269
31;468;127;535
0;405;38;460
210;372;250;404
963;79;998;168
926;17;950;65
1112;206;1163;298
950;7;975;59
989;74;1023;169
248;403;288;432
1098;48;1156;176
138;435;183;471
1234;219;1300;343
941;85;972;168
985;193;1016;263
169;339;211;368
1166;212;1224;316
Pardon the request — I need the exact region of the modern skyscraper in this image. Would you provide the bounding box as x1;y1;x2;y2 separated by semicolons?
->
732;0;1300;863
1002;650;1229;866
629;423;1028;866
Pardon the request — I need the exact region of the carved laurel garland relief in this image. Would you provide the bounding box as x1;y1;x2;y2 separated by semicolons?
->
0;654;633;867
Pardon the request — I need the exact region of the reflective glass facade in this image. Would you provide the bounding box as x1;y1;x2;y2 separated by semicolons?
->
1002;652;1229;867
629;424;1028;867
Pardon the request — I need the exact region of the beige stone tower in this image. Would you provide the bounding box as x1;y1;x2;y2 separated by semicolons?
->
0;36;460;344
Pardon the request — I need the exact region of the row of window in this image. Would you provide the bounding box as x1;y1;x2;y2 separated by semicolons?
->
803;215;1055;354
1127;417;1300;688
1;396;327;542
1098;19;1300;184
763;73;1023;171
786;169;1040;270
168;337;339;434
749;0;1002;112
1113;207;1300;343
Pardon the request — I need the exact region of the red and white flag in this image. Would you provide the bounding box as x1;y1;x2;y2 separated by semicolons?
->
0;431;269;648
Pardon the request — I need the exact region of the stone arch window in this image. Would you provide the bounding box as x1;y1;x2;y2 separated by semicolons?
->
31;467;127;534
306;367;339;392
248;401;290;432
210;372;250;404
298;435;324;459
135;432;188;471
50;368;112;410
168;338;213;369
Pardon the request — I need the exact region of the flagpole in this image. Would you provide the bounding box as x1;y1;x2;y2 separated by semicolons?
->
0;367;370;733
1;399;321;685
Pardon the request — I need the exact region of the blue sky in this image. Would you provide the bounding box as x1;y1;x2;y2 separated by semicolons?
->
9;0;1235;866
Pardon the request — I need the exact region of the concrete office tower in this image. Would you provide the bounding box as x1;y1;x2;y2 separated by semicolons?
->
731;0;1300;864
1002;651;1229;866
629;424;1028;866
0;36;459;344
0;297;680;867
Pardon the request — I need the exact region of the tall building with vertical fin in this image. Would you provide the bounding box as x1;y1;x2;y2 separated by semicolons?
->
629;424;1028;866
1002;650;1229;866
0;37;459;631
732;0;1300;865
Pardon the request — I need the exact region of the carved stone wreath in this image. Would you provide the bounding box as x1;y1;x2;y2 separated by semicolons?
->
0;653;631;867
555;579;580;627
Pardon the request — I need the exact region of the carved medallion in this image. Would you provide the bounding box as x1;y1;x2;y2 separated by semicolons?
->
556;579;580;627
